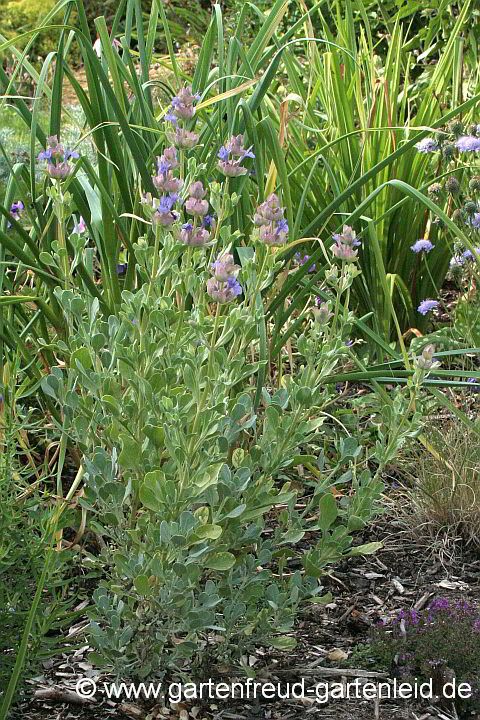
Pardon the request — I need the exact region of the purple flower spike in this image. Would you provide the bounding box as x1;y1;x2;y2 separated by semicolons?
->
252;194;288;246
411;239;435;253
417;299;439;315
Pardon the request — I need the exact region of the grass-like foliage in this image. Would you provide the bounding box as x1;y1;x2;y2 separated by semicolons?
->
402;418;480;550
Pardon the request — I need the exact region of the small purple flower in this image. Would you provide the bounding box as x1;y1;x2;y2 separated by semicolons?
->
164;86;201;125
331;242;358;261
210;253;240;282
37;135;79;179
467;378;480;393
116;262;127;275
207;275;243;303
411;239;434;253
217;135;255;177
179;222;210;246
455;135;480;152
166;127;199;149
252;194;288;245
202;215;215;230
7;200;24;228
462;247;480;260
471;213;480;229
11;200;24;214
415;138;439;153
294;253;316;271
73;216;86;234
332;225;360;247
417;299;439;315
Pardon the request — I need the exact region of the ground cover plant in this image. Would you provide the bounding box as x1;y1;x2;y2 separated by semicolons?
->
1;1;480;719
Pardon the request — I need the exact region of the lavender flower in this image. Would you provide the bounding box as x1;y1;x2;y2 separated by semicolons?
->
294;253;316;272
252;194;288;246
471;213;480;229
7;200;24;228
411;239;435;253
37;135;79;179
165;86;201;124
253;194;286;224
73;216;86;234
332;225;360;247
142;192;180;227
179;223;210;247
207;275;242;304
416;343;440;370
455;135;480;152
331;243;358;261
217;135;255;177
166;127;199;149
415;138;439;153
417;299;439;315
210;253;240;282
462;247;480;260
313;302;332;325
202;215;216;231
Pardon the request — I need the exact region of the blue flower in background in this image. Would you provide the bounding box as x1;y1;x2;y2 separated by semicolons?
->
417;299;439;315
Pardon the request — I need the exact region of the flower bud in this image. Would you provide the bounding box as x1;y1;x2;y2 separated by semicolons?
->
210;253;240;281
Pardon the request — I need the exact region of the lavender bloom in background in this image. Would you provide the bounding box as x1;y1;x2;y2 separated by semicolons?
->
455;135;480;152
417;299;439;315
7;200;24;228
294;253;316;272
411;239;435;253
415;138;439;153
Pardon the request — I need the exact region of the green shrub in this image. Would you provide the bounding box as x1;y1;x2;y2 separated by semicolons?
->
1;0;63;61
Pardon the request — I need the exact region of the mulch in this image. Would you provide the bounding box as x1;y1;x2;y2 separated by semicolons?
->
7;499;480;720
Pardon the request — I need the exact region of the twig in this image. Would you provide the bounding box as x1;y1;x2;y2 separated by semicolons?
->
263;667;389;678
34;688;96;705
